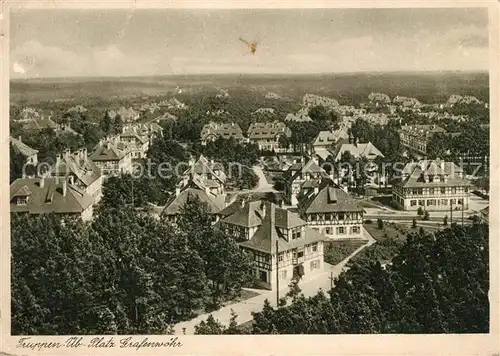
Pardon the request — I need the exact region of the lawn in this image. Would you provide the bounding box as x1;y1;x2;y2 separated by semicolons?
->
323;239;368;266
351;221;441;265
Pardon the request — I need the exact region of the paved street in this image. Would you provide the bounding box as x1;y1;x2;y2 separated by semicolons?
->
172;227;376;335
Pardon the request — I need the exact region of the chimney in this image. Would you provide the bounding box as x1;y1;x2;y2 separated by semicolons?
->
63;148;70;160
240;199;246;208
314;186;319;195
261;202;267;219
82;148;87;160
40;177;45;188
175;187;181;197
69;175;74;185
56;154;61;165
62;180;67;197
440;160;445;171
18;136;22;142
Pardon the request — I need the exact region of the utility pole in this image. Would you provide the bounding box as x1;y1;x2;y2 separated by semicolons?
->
276;239;279;306
330;271;334;289
450;200;453;225
461;199;464;226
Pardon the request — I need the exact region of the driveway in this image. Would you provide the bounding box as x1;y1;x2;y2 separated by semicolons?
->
172;227;376;335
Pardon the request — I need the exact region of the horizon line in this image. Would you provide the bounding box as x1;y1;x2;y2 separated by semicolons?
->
10;69;489;81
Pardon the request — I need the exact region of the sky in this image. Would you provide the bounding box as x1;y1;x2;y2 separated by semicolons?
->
10;8;490;78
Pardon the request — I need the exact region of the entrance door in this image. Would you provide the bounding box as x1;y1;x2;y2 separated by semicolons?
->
259;270;268;283
293;265;305;279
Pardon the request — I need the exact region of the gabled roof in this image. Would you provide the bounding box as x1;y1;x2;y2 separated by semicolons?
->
120;128;149;144
298;179;362;214
10;178;94;214
10;137;38;157
22;118;58;131
237;202;326;254
248;121;291;140
312;130;349;147
200;122;244;141
90;141;129;161
333;142;384;160
184;155;225;184
51;151;102;187
162;187;226;216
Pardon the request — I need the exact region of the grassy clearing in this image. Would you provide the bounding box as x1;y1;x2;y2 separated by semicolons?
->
323;239;368;266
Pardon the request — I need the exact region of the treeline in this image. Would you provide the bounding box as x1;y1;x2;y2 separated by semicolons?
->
11;195;254;335
196;223;489;334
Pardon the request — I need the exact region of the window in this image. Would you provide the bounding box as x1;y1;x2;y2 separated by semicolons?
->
427;200;436;206
465;187;469;193
292;228;302;240
297;251;304;258
450;199;456;205
278;253;284;262
417;188;423;195
440;187;446;194
312;242;318;252
458;199;463;205
419;200;425;206
410;200;417;206
325;227;332;235
412;189;418;195
337;226;345;234
352;226;360;234
441;199;448;205
16;196;28;205
429;188;435;195
451;187;457;194
338;213;345;220
311;214;317;221
310;260;320;270
259;270;268;283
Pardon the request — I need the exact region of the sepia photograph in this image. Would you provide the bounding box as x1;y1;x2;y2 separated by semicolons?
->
4;2;495;343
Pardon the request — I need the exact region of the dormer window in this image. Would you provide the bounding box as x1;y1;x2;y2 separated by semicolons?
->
292;227;302;240
16;196;28;205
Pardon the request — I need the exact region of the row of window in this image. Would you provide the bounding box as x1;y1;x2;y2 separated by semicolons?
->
406;187;468;195
410;198;464;206
313;225;361;235
309;212;362;221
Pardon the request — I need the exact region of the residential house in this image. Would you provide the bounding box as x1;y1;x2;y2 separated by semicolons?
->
219;200;326;290
10;177;94;221
180;155;226;195
392;159;471;211
297;179;364;239
399;124;447;156
119;126;150;159
22;117;58;133
50;148;103;204
90;137;133;177
332;140;384;162
247;121;292;151
284;158;330;206
311;129;349;159
162;181;226;225
10;136;38;167
200;122;245;145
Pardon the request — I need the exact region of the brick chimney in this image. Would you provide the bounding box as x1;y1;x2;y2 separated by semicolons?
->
40;176;45;188
62;180;67;197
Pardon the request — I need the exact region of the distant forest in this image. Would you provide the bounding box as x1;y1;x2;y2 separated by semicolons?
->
10;71;489;105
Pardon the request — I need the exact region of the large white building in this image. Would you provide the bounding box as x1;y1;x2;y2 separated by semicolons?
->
392;159;471;211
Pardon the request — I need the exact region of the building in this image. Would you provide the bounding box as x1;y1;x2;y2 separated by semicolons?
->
247;121;292;151
22;117;58;132
284;158;329;206
10;136;38;167
200;122;245;145
90;138;133;177
480;206;489;223
180;155;226;195
392;159;471;211
399;124;447;156
297;179;364;239
311;129;349;158
10;177;94;221
162;182;226;225
134;122;164;141
332;141;384;162
119;126;150;159
218;200;326;290
50;148;103;204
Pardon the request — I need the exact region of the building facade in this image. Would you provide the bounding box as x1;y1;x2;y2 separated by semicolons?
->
200;122;245;145
297;179;364;239
399;124;447;156
392;160;471;211
90;138;133;177
247;121;292;151
219;200;325;290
